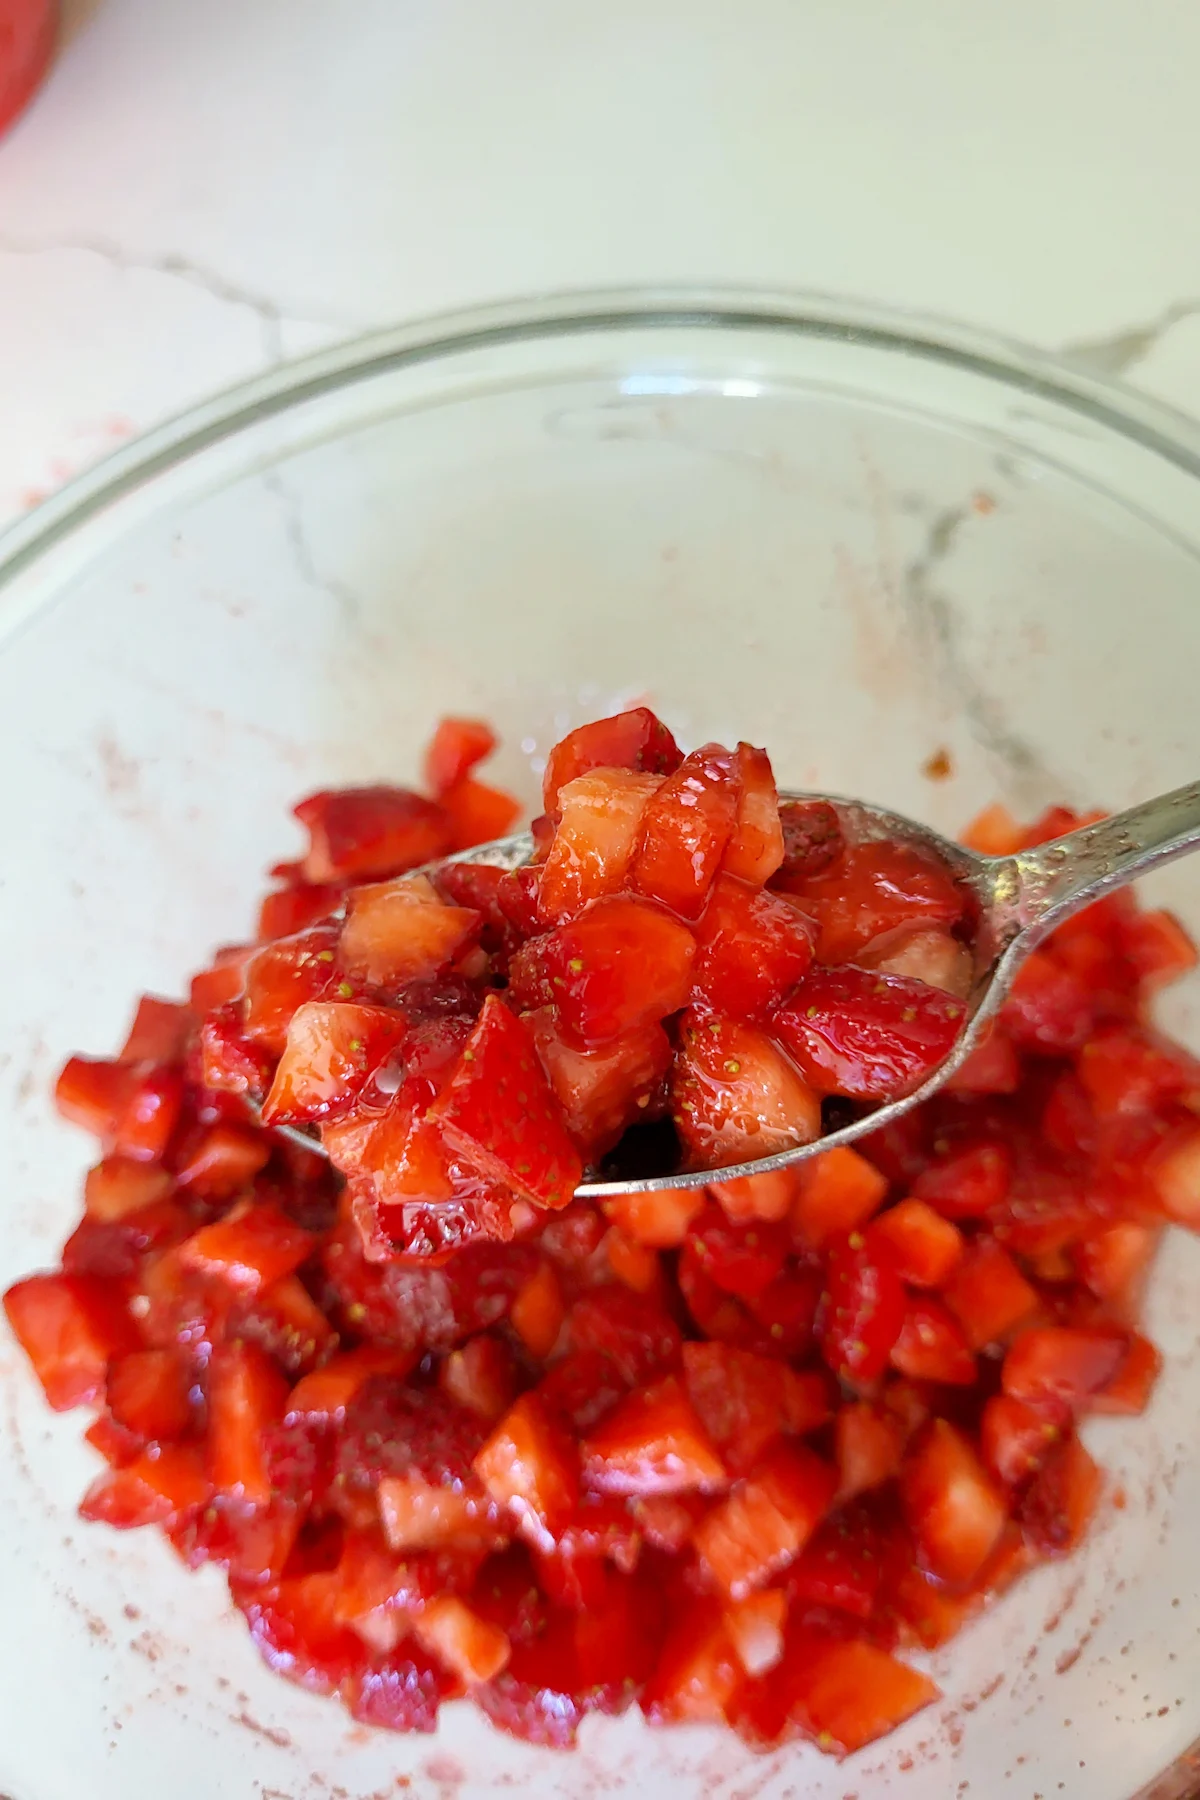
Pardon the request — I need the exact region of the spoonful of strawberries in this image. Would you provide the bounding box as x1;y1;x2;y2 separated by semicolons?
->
225;709;1200;1256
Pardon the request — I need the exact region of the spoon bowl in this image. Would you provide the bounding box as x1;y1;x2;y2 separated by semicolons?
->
271;776;1200;1195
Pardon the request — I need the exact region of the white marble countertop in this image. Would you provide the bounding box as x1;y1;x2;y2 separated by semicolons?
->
1;0;1199;526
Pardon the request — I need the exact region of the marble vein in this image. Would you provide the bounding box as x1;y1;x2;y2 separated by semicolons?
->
1060;297;1200;377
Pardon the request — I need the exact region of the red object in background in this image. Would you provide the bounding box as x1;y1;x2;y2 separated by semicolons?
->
0;0;56;136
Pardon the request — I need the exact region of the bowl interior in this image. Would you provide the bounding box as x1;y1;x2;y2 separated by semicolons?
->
2;297;1199;1800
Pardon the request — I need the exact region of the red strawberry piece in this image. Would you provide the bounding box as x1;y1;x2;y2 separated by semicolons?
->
580;1375;727;1497
775;798;845;880
294;785;451;884
527;1008;671;1160
542;706;682;814
537;768;665;924
339;877;482;988
888;1297;977;1386
774;838;963;963
423;718;498;797
817;1231;906;1386
4;1271;141;1411
631;742;740;920
691;874;816;1018
773;966;966;1100
722;743;785;886
901;1419;1007;1586
261;1001;408;1126
509;894;695;1044
241;923;341;1053
692;1439;837;1600
671;1010;821;1169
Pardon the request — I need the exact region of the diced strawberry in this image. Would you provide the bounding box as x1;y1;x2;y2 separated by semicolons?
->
241;924;340;1054
788;1505;885;1620
817;1232;906;1386
775;798;845;880
178;1201;315;1297
602;1185;706;1248
437;777;521;853
4;1272;139;1411
1090;1332;1161;1415
537;769;664;923
708;1168;800;1224
628;1492;707;1553
294;785;451;884
207;1341;291;1504
1077;1025;1198;1118
473;1394;579;1550
431;861;514;951
62;1194;190;1282
439;1336;517;1425
868;1199;963;1288
959;802;1024;856
237;1570;367;1694
423;718;498;797
261;1001;408;1126
683;1341;832;1476
581;1376;726;1497
536;1350;627;1435
527;1008;671;1160
901;1420;1007;1586
911;1141;1011;1219
258;880;344;943
232;1273;339;1377
631;743;740;920
692;1441;837;1600
671;1011;821;1169
509;1261;565;1358
1002;1326;1128;1411
199;1006;275;1096
746;1265;824;1359
941;1238;1039;1350
377;1476;502;1555
734;1626;938;1753
792;1146;889;1249
860;927;973;998
54;1054;138;1139
773;966;965;1101
424;995;581;1210
603;1227;659;1293
284;1346;417;1425
510;895;695;1044
567;1286;682;1386
834;1400;904;1499
174;1123;270;1198
889;1297;976;1386
1002;950;1096;1054
691;874;815;1018
339;878;481;988
84;1157;173;1223
775;839;964;964
724;1588;787;1677
980;1393;1065;1489
1073;1221;1161;1313
1119;907;1198;992
942;1024;1021;1094
542;707;682;815
686;1203;789;1302
107;1348;193;1442
120;995;195;1064
1019;1433;1101;1556
1151;1124;1200;1225
190;945;256;1013
642;1596;742;1724
722;744;785;887
415;1593;511;1684
81;1445;211;1529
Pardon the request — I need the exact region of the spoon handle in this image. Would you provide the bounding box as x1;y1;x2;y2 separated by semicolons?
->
999;779;1200;940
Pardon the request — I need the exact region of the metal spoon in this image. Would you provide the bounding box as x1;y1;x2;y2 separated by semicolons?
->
272;779;1200;1198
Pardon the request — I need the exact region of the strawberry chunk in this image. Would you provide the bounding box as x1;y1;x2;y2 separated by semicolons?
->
107;1348;193;1443
527;1009;671;1160
174;1123;271;1198
4;1272;139;1411
722;743;785;887
642;1596;742;1724
860;927;973;998
54;1055;138;1140
691;874;815;1018
775;839;963;963
817;1232;906;1387
868;1199;963;1288
258;880;344;942
708;1168;800;1224
178;1201;316;1293
261;1001;408;1126
339;878;481;988
1152;1124;1200;1226
734;1626;938;1753
980;1393;1065;1490
415;1594;511;1684
889;1297;976;1386
207;1341;291;1505
631;743;740;919
509;1261;565;1359
911;1141;1011;1218
1119;907;1198;992
581;1376;726;1496
294;785;451;883
241;923;340;1054
83;1157;173;1224
537;769;664;923
438;777;521;853
423;718;498;797
473;1394;579;1551
510;895;695;1044
1019;1433;1101;1556
1002;949;1096;1054
941;1237;1039;1349
81;1445;211;1529
542;707;682;814
1001;1327;1128;1411
791;1145;889;1249
724;1588;787;1677
424;995;582;1210
439;1335;517;1425
776;798;844;880
943;1024;1020;1094
120;995;195;1064
787;1506;885;1620
683;1341;832;1476
901;1419;1007;1586
692;1440;837;1599
773;966;965;1100
834;1400;904;1499
671;1011;820;1169
602;1186;706;1248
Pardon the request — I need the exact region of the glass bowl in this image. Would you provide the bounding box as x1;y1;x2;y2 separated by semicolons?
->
2;288;1199;1800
